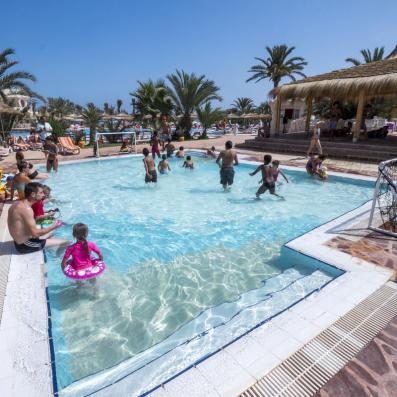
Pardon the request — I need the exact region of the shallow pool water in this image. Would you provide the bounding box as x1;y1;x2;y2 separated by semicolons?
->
44;153;373;396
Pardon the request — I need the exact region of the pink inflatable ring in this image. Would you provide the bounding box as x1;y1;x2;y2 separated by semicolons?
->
63;259;106;280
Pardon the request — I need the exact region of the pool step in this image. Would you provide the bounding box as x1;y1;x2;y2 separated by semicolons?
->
58;267;330;397
239;282;397;397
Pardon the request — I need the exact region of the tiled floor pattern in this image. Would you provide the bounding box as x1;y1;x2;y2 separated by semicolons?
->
238;282;397;397
315;314;397;397
327;235;397;281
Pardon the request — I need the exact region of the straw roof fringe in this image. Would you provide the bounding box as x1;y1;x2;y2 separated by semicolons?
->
271;57;397;100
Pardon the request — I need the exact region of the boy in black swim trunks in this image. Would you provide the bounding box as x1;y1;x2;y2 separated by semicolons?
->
250;154;283;198
143;147;157;183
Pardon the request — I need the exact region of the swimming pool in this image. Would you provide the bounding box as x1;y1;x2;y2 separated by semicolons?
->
45;153;374;396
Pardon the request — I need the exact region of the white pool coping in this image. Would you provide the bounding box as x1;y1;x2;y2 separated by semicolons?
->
0;150;392;397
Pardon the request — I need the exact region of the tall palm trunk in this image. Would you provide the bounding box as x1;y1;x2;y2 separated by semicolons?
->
180;114;192;137
89;124;96;145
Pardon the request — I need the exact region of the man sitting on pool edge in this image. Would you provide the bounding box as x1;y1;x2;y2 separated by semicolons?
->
8;182;69;254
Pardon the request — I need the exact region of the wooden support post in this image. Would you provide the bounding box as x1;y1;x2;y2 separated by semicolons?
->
354;91;365;143
274;95;282;136
305;95;313;136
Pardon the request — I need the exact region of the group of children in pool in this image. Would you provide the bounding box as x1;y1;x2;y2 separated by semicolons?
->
142;143;197;183
12;141;327;289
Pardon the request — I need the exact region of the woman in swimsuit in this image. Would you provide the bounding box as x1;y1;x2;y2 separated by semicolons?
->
16;151;48;180
11;161;32;199
307;122;323;156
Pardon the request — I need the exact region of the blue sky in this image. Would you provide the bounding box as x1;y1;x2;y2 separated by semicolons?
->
2;0;397;111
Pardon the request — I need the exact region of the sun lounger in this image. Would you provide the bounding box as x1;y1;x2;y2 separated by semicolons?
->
58;137;80;155
0;148;11;157
11;143;30;151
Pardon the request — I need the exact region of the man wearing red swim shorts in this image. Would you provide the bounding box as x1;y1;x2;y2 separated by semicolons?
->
150;131;161;159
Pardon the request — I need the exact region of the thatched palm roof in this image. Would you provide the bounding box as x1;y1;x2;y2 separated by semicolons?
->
271;57;397;99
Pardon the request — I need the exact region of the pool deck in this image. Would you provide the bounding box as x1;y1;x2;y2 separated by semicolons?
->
0;134;379;177
0;146;395;397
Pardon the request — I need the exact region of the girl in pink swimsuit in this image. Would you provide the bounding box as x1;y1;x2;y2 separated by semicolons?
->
61;223;104;284
271;160;289;184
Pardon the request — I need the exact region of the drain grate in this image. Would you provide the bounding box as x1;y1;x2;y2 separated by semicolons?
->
239;282;397;397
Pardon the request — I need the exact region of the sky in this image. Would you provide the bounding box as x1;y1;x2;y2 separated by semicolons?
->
2;0;397;112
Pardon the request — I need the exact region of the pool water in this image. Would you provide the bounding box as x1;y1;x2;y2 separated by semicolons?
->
44;154;373;396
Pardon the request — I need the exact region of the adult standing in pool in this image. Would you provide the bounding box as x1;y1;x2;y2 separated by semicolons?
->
216;140;239;190
44;136;58;172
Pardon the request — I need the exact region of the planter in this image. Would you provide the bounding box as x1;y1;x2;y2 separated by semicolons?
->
178;137;185;142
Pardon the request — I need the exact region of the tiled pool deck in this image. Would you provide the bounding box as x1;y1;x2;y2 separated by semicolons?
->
0;152;395;397
315;313;397;397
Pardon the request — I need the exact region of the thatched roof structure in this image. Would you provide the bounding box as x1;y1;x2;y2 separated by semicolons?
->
271;57;397;99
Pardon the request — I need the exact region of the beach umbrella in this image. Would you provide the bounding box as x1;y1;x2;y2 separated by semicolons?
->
227;113;240;119
258;113;272;119
143;114;153;120
113;112;134;121
101;113;114;121
245;113;260;119
0;102;21;142
64;113;82;121
0;102;20;115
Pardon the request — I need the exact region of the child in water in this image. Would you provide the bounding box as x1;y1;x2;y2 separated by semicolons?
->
158;154;171;174
143;147;157;183
271;160;289;184
250;154;283;199
165;139;175;158
183;155;194;169
32;184;57;223
176;146;185;158
61;223;104;286
206;146;216;158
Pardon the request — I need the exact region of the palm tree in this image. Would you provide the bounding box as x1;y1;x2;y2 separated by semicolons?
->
31;99;37;116
196;102;225;137
256;101;271;115
167;70;222;135
82;103;102;151
345;47;385;66
231;97;255;114
103;102;109;114
246;45;307;88
116;99;123;114
47;97;75;118
130;80;173;122
0;47;42;101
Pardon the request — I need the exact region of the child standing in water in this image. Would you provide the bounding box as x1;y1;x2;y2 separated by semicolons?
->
250;154;283;199
182;155;194;169
176;146;185;158
158;154;171;174
271;160;289;184
61;223;104;287
165;139;175;157
206;146;217;158
143;147;157;183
